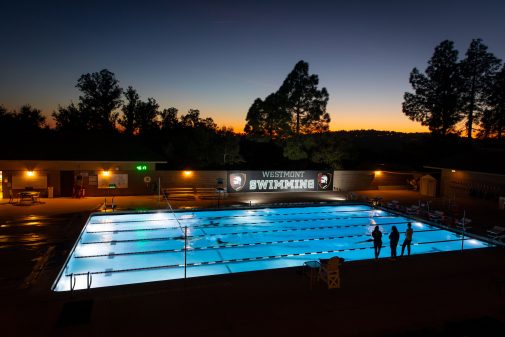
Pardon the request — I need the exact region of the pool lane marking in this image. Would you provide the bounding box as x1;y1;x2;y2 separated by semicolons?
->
86;212;388;231
88;207;377;225
80;220;413;245
74;227;442;258
85;214;400;235
67;238;471;277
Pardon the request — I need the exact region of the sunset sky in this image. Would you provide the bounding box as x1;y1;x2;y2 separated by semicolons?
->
1;0;505;132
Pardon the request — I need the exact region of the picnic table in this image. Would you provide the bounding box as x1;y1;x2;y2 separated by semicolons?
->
18;191;40;204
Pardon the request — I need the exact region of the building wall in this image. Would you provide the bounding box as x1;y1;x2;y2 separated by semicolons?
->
157;170;228;188
333;171;375;191
1;171;61;198
440;169;505;200
0;160;162;198
333;170;417;191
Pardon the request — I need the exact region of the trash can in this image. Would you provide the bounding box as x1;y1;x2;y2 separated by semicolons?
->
47;186;54;198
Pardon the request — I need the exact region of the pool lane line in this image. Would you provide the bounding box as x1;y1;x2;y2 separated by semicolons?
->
66;237;474;277
85;214;398;234
197;226;229;272
74;228;443;259
88;207;377;225
80;220;414;245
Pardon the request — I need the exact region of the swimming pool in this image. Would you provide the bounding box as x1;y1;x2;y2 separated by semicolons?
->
52;204;492;291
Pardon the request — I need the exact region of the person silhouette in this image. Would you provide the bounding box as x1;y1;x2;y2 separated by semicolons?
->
389;226;400;259
401;222;414;256
371;225;383;260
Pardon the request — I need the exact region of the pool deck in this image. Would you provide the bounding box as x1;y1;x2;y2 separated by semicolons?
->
1;190;505;336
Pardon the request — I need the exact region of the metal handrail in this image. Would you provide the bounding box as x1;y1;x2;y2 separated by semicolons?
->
87;271;92;289
164;197;188;278
70;273;76;291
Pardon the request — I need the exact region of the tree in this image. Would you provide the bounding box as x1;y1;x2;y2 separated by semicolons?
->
244;94;291;137
15;104;46;129
180;109;202;128
403;40;463;136
135;97;160;136
218;127;243;165
244;98;264;135
277;60;330;135
0;105;13;133
76;69;122;131
160;107;179;131
244;60;330;137
460;39;501;139
52;103;84;132
119;86;140;135
481;65;505;139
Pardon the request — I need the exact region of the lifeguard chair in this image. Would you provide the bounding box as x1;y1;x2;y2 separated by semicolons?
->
319;256;343;289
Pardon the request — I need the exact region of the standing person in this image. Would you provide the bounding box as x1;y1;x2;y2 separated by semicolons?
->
401;222;414;256
371;225;383;260
389;226;400;259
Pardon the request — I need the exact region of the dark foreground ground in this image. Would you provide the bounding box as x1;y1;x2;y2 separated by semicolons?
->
1;191;505;336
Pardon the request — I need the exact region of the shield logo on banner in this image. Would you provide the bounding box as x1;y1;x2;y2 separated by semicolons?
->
317;172;332;190
229;173;247;191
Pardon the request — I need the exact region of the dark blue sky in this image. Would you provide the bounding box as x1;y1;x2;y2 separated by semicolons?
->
1;0;504;131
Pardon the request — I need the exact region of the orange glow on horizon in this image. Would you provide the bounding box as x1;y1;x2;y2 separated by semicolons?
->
215;118;428;134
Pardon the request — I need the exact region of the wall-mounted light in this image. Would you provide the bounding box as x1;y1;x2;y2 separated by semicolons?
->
26;170;35;177
451;170;456;173
183;170;193;178
374;170;382;176
102;170;111;177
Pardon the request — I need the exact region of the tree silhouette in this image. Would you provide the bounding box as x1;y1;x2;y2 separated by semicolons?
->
119;86;140;136
76;69;122;131
52;103;84;132
244;95;291;137
245;60;329;137
481;65;505;139
160;107;179;131
460;39;501;139
244;98;265;135
15;104;46;129
403;40;463;136
277;60;330;135
135;97;160;136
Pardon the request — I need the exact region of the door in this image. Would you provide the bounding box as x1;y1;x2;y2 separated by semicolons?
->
60;171;74;197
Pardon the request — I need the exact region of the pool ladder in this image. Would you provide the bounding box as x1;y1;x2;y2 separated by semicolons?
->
104;196;115;212
69;272;92;291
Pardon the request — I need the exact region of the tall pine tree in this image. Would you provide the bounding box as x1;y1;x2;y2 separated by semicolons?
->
481;65;505;139
403;40;463;136
460;39;501;139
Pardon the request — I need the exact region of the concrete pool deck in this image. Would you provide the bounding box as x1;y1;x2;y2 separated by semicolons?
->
1;190;505;336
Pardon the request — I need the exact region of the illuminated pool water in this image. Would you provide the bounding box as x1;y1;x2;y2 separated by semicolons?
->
52;204;492;291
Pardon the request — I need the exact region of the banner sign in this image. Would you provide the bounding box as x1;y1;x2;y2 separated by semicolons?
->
227;171;332;193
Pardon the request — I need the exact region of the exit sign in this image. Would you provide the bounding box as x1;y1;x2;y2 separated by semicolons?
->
136;164;148;171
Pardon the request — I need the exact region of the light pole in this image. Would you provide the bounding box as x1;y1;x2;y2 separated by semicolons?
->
460;210;466;252
184;226;188;279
